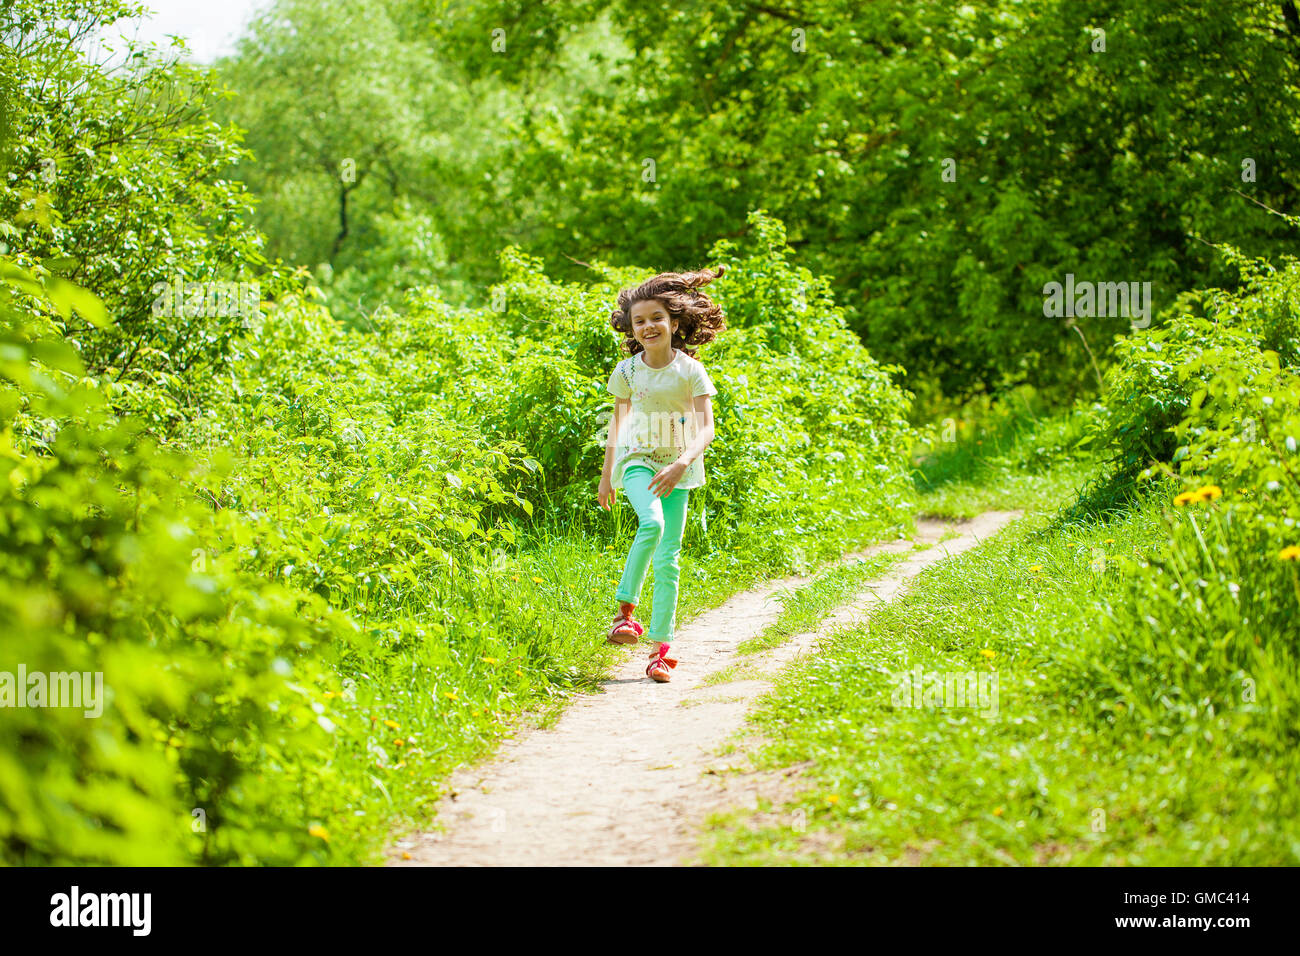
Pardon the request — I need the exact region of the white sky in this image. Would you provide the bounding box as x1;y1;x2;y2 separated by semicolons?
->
104;0;273;64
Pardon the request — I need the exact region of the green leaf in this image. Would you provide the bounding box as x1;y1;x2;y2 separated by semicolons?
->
44;276;111;329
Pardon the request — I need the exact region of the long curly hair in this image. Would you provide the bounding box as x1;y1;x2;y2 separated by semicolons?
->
609;265;728;359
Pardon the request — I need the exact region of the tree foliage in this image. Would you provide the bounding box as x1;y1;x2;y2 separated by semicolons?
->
218;0;1300;395
0;0;292;385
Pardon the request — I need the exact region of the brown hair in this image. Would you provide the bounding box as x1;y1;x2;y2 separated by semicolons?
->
608;265;728;359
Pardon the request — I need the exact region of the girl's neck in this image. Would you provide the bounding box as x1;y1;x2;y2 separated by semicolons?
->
640;344;675;369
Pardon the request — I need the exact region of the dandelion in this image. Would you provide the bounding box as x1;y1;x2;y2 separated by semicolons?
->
531;576;544;584
402;852;412;860
1195;485;1223;501
1104;538;1115;544
482;656;500;664
382;719;399;730
323;691;336;699
1279;545;1300;561
824;794;840;806
980;649;996;659
394;739;405;747
515;669;524;678
1173;491;1198;507
308;824;330;842
1028;565;1043;573
444;691;459;701
993;807;1004;817
512;575;519;582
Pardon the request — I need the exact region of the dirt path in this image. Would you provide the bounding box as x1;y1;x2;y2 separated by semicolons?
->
387;510;1022;867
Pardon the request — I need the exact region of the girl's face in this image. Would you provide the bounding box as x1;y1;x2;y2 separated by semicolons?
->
629;299;677;351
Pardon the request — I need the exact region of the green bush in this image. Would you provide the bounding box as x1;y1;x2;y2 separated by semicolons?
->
1092;251;1300;543
0;258;358;865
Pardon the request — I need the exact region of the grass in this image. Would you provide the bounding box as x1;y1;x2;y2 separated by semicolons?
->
910;393;1097;518
694;455;1300;865
701;659;766;686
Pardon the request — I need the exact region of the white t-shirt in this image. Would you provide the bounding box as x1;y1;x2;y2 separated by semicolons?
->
606;348;718;491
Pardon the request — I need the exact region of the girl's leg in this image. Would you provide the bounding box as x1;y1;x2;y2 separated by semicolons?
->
614;465;664;608
648;483;690;643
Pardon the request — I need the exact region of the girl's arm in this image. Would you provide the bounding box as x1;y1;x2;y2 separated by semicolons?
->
601;398;630;481
674;394;715;468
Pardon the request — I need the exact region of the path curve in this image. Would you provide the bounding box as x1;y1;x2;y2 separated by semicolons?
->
387;510;1022;867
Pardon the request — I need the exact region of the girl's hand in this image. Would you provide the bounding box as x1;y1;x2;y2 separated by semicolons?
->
649;461;687;497
598;474;616;511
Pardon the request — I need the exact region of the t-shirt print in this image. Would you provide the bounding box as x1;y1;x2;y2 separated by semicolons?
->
606;348;718;491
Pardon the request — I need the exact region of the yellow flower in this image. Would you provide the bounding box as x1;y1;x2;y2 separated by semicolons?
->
531;576;544;584
382;719;399;730
394;738;405;747
444;691;459;701
1278;545;1300;561
402;852;412;860
1173;491;1198;507
824;794;840;806
1195;485;1223;501
980;649;996;659
308;824;330;842
1104;538;1115;544
1028;565;1043;573
515;669;524;678
512;575;519;581
323;691;336;699
993;807;1004;817
482;656;499;665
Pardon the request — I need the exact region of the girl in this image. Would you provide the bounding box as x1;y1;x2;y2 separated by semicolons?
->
597;266;727;682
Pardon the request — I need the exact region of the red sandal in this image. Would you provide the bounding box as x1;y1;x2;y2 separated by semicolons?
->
607;601;645;645
646;642;677;682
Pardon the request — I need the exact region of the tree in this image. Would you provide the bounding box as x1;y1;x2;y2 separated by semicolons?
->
0;0;285;384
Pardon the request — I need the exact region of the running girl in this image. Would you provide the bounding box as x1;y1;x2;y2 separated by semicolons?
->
597;266;727;682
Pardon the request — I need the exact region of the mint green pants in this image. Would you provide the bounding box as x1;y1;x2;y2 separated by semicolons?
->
615;463;691;643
